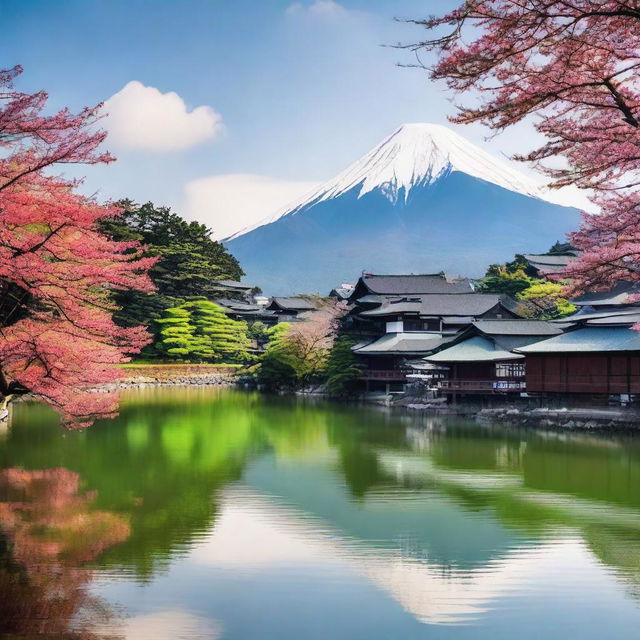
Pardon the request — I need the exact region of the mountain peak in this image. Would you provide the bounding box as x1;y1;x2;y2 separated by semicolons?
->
227;123;552;241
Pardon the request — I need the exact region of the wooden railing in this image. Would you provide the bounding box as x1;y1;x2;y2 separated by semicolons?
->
359;370;407;381
438;379;526;393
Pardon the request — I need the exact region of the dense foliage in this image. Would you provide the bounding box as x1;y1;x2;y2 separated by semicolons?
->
324;336;362;397
157;299;251;363
0;66;153;426
256;300;345;391
478;254;575;319
100;200;243;330
256;324;298;391
411;1;640;299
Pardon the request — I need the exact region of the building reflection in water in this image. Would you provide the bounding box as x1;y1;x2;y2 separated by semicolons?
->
1;389;640;636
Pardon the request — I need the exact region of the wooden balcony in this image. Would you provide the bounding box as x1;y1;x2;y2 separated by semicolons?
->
359;370;407;381
438;379;526;393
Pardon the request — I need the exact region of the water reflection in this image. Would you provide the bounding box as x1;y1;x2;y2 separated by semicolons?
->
1;388;640;638
0;468;128;638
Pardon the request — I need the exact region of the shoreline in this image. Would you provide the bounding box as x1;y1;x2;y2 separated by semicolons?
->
111;363;238;389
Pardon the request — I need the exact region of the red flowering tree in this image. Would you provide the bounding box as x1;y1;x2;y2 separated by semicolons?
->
0;66;154;426
408;1;640;296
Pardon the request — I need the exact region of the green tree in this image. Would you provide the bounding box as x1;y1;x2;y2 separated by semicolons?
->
100;201;243;330
184;300;251;363
517;281;576;319
157;300;251;362
256;324;298;391
325;336;361;397
477;263;533;296
247;321;269;342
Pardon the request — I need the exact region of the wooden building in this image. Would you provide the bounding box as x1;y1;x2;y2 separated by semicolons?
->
517;326;640;396
424;320;562;396
345;273;525;392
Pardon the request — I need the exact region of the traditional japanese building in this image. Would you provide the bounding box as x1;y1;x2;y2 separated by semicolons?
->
518;314;640;398
346;273;524;391
499;280;640;401
214;279;257;301
266;297;320;322
214;298;277;325
424;320;562;396
519;250;579;277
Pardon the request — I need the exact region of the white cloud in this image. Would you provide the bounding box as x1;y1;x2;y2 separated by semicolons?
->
103;610;223;640
286;1;347;19
184;173;319;240
103;81;223;152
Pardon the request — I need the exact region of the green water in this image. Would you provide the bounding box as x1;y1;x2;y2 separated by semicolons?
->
2;387;640;639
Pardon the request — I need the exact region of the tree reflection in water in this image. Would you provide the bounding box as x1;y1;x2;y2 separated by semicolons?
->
0;468;129;639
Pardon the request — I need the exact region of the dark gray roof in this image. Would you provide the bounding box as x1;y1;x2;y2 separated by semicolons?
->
215;299;262;312
352;333;451;355
216;279;255;290
353;273;474;297
267;297;318;311
329;287;354;300
573;281;640;307
359;294;515;318
516;326;640;353
521;253;577;274
472;319;563;336
586;314;640;326
426;336;524;363
553;306;640;324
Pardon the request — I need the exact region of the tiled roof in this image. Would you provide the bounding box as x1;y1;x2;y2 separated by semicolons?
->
521;253;577;274
516;326;640;353
267;297;318;311
216;279;255;290
214;299;262;312
355;273;474;296
352;332;450;355
472;319;563;336
425;336;523;363
573;281;640;307
359;294;513;318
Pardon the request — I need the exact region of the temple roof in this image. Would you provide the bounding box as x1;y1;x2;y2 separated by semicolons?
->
216;279;255;290
472;319;563;336
350;273;474;300
516;326;640;353
352;332;450;355
358;294;516;318
425;336;523;363
572;281;640;307
521;252;578;275
267;297;318;311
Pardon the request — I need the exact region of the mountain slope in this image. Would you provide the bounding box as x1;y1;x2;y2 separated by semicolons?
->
226;124;582;295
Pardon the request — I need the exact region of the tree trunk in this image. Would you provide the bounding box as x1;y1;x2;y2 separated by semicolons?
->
0;394;13;422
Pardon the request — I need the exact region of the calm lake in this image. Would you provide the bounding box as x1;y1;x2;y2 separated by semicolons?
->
2;387;640;639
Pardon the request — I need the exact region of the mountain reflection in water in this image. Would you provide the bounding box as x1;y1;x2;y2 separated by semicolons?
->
1;387;640;639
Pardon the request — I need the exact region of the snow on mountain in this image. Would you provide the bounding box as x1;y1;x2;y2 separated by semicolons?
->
225;123;582;294
227;123;561;241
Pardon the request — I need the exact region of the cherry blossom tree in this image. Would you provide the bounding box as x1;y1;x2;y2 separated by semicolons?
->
408;1;640;295
0;66;154;426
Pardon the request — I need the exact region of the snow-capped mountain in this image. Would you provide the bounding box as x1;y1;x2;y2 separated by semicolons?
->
226;123;582;294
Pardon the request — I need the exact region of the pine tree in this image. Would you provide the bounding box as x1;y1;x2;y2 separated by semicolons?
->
156;300;251;362
156;307;198;358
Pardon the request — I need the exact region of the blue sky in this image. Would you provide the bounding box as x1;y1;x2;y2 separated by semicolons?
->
2;0;569;238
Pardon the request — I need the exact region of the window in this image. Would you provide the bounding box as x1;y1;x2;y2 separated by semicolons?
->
403;318;441;332
495;363;525;378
